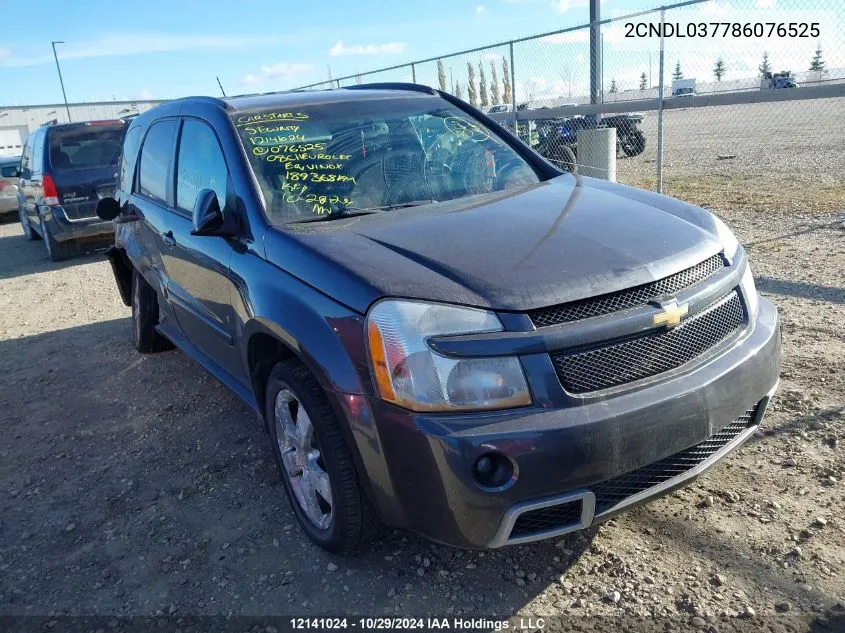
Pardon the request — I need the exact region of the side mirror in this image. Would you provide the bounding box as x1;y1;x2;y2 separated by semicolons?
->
191;188;236;237
96;196;121;221
0;166;19;178
20;168;32;180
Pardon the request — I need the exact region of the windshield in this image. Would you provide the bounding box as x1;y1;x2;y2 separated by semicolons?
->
49;124;126;171
231;95;541;224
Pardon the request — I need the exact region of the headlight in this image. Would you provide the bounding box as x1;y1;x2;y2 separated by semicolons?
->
712;214;740;259
741;265;759;317
366;299;532;412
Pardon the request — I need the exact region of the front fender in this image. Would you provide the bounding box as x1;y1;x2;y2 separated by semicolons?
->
238;277;371;398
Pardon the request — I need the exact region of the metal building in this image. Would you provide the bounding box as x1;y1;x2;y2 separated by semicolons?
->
0;100;164;156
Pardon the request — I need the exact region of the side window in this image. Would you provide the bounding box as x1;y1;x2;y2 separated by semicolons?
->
137;119;178;203
30;130;45;173
176;119;228;214
20;137;32;172
118;126;142;197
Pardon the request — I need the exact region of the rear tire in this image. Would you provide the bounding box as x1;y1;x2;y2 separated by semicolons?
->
621;131;646;157
131;269;175;353
43;225;73;261
266;359;380;553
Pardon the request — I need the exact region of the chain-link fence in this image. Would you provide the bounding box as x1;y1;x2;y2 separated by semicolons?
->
293;0;844;213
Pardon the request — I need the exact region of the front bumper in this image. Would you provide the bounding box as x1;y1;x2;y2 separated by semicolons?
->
41;205;114;242
339;298;781;549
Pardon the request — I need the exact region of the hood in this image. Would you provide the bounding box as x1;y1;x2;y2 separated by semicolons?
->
264;175;724;314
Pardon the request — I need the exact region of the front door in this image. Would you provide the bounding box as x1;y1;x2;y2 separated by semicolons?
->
163;117;244;384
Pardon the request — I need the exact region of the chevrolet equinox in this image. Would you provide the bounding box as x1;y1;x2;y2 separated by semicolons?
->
97;84;781;553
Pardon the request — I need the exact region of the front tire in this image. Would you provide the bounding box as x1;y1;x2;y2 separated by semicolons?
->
131;269;174;353
266;359;380;553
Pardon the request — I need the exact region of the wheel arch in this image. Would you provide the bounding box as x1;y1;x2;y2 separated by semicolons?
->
243;319;385;521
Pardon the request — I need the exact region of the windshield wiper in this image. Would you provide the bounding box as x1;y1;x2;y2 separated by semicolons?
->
291;209;384;223
344;199;438;212
291;200;439;223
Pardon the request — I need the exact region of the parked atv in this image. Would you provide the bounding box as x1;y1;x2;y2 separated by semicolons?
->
534;112;646;171
602;113;646;157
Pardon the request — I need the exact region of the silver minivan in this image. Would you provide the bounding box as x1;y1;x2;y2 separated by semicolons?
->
0;156;21;216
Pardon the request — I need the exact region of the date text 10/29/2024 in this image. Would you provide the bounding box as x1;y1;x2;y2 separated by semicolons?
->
290;617;547;631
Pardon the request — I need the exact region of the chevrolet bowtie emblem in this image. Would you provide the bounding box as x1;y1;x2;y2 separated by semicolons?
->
653;299;689;328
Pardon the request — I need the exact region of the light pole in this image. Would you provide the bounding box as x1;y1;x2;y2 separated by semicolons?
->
51;41;71;122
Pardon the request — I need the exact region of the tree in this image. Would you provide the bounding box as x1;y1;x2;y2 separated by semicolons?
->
639;72;648;90
758;51;772;78
455;80;463;100
467;62;478;107
672;61;683;81
437;60;447;91
490;61;500;105
502;56;512;104
713;57;726;81
479;62;489;107
809;44;825;72
609;78;618;93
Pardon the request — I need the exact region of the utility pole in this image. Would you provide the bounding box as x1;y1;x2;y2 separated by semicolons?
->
51;41;71;122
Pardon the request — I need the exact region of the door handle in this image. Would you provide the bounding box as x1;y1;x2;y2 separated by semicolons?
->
162;230;176;247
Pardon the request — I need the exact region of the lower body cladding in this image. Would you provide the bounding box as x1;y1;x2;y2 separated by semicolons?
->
337;298;781;549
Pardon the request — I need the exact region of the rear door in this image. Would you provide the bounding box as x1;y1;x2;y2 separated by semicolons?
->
130;118;181;328
47;122;127;221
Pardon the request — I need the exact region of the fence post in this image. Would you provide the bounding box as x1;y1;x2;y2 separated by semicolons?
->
590;0;601;108
656;7;666;194
509;41;517;129
411;63;417;84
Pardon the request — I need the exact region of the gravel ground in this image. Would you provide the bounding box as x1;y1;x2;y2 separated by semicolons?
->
0;200;844;632
611;98;845;212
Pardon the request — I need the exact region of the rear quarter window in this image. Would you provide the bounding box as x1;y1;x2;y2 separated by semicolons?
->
31;129;45;173
117;126;142;199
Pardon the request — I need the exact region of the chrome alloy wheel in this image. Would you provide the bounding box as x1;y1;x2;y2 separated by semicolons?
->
274;388;333;529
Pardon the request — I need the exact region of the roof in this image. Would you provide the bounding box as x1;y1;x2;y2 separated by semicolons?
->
40;119;129;131
224;83;438;112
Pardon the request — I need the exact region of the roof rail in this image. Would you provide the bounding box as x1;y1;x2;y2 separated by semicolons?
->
344;82;439;96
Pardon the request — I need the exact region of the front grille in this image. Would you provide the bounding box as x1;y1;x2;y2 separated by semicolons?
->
63;201;98;220
510;499;583;538
593;405;759;515
529;254;724;327
551;290;745;393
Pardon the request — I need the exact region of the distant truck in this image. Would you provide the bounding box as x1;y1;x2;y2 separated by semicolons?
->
671;78;696;97
761;71;798;90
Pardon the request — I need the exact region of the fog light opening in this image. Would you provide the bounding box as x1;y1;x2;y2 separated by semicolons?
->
472;452;515;489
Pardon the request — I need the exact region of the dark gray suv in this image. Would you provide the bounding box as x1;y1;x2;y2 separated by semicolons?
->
98;84;781;553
